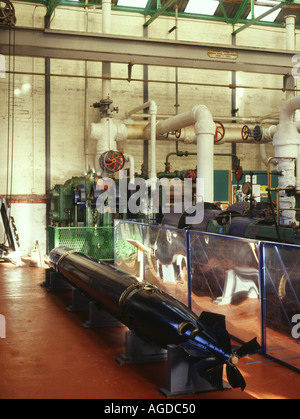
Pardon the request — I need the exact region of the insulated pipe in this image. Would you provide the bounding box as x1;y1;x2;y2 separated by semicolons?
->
125;100;158;184
102;0;111;100
285;15;300;201
148;105;216;203
124;153;135;185
91;0;114;174
273;95;300;225
90;118;127;174
285;15;296;52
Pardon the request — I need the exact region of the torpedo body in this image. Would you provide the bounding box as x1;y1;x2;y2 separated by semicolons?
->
48;246;260;391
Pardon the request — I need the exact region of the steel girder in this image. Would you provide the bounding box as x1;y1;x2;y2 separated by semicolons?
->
0;26;296;76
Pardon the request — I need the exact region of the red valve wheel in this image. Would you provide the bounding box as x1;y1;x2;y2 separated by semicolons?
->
241;125;250;141
175;129;181;139
214;121;225;143
103;150;125;173
186;170;197;180
234;165;243;182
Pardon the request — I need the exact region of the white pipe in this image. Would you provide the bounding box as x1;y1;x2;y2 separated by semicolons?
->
90;118;127;174
153;105;216;203
91;0;113;174
102;0;111;34
124;154;135;184
126;100;158;183
285;15;300;203
149;101;157;182
260;144;278;169
273;95;300;225
285;15;296;51
102;0;111;99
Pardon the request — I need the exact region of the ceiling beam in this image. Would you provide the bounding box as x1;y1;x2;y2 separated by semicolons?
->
218;0;230;24
144;0;178;27
232;0;249;25
144;0;154;16
0;26;296;76
232;1;288;35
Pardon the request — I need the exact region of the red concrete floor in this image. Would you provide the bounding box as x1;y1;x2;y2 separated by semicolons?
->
1;261;300;400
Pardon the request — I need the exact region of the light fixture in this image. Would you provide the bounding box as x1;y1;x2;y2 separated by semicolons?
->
184;0;219;16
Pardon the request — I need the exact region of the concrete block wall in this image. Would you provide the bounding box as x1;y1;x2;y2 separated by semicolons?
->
0;2;299;255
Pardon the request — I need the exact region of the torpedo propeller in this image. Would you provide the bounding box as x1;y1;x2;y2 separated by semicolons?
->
179;312;261;391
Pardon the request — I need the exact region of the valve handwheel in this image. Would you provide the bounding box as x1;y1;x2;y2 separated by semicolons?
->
234;165;243;182
186;170;197;180
175;129;181;139
103;150;125;173
214;121;225;143
0;0;16;25
241;125;250;141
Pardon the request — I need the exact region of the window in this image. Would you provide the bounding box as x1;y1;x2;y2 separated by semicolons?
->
184;0;219;16
247;5;281;22
117;0;149;8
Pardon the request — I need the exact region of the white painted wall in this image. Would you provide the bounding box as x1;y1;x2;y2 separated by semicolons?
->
0;3;298;254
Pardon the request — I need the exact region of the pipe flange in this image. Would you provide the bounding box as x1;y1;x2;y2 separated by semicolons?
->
253;125;263;142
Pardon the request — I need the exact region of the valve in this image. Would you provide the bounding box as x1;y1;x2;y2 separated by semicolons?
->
214;121;225;143
92;99;115;117
252;125;263;142
186;170;197;180
234;165;243;182
0;0;16;26
241;125;250;141
100;150;125;173
175;129;181;139
241;125;263;142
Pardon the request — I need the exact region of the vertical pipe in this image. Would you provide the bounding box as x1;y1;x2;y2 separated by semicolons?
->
102;0;111;100
84;6;89;172
149;101;157;182
45;15;51;252
231;34;237;173
174;4;179;116
143;25;149;176
285;15;296;52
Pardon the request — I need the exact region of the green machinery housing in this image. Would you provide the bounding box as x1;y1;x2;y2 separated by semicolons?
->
48;173;116;261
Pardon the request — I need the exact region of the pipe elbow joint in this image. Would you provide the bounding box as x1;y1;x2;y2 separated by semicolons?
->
192;105;215;136
149;100;158;115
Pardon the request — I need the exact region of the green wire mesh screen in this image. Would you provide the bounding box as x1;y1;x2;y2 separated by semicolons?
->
48;226;114;261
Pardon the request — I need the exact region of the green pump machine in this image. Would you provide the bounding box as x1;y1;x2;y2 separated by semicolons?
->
48;150;130;261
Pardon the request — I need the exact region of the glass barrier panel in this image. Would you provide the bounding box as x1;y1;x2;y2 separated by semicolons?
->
142;224;189;307
263;242;300;372
114;220;143;277
189;231;261;344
